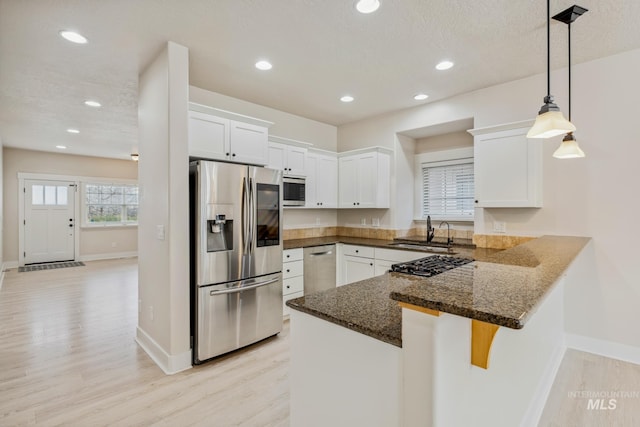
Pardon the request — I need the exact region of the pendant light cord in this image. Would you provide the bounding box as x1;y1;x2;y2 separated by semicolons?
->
567;22;572;121
546;0;550;98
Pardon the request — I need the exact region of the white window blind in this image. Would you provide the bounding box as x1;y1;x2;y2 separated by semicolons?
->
422;160;474;220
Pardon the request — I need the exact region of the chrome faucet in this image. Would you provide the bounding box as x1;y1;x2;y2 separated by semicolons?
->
426;215;435;243
439;221;453;246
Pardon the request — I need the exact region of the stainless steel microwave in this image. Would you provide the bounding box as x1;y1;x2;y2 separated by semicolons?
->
283;176;305;206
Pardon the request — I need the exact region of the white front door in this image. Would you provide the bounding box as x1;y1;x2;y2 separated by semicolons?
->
24;180;76;264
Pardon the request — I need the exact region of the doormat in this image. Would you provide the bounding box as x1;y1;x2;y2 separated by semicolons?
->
19;261;85;272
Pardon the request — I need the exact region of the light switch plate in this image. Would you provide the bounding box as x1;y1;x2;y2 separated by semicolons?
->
156;225;165;240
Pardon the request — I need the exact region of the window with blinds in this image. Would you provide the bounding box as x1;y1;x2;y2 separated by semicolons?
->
421;160;474;220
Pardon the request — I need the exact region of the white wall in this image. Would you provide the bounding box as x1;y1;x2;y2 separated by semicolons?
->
137;42;191;373
415;130;473;154
0;137;3;272
337;48;640;351
2;147;138;264
189;86;337;151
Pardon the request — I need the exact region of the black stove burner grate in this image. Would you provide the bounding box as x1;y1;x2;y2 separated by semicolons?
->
390;255;473;277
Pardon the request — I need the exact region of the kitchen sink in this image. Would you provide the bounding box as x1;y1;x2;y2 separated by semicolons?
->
387;242;457;254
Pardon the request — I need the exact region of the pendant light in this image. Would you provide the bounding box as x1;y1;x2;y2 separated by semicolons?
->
552;5;588;159
527;0;576;139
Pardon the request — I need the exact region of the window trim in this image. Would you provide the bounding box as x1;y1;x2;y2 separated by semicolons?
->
81;180;139;228
414;147;475;222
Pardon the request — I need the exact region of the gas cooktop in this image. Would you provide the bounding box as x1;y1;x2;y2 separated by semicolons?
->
390;255;473;278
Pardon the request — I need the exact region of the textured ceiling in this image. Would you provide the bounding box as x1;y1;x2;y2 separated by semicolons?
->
1;0;639;159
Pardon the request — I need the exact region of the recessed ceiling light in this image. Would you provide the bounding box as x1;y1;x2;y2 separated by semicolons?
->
356;0;380;14
255;60;272;71
67;128;80;134
340;95;354;103
414;93;429;101
435;60;454;71
84;100;101;107
59;30;87;44
56;145;67;149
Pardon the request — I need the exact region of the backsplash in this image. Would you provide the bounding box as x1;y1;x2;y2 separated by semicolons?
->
284;227;536;250
472;234;536;249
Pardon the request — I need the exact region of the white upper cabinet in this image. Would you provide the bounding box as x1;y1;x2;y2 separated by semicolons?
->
338;148;391;208
188;111;230;160
469;120;542;208
188;103;273;166
230;121;269;165
306;150;338;208
267;137;309;176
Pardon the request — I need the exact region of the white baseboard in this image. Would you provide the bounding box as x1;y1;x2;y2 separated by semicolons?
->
520;342;567;427
135;326;192;375
3;261;19;271
566;333;640;365
0;269;5;291
79;251;138;262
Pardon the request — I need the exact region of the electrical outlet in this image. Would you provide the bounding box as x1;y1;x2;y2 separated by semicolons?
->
372;218;380;227
149;306;154;321
493;221;507;233
316;217;321;225
360;218;367;226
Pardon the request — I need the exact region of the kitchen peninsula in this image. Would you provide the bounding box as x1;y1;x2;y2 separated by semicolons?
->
287;235;590;427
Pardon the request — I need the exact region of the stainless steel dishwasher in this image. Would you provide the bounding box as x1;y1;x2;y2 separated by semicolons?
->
303;244;336;295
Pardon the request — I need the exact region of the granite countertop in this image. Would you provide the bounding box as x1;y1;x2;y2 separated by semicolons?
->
286;235;590;347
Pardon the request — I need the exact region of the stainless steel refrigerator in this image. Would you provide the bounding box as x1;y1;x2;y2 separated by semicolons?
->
190;160;283;364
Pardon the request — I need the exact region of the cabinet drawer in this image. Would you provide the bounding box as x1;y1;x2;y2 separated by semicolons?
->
342;244;374;258
283;276;304;295
283;290;304;317
283;260;303;279
283;248;303;262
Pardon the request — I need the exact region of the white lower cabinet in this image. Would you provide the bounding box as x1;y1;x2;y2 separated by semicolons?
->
283;248;304;317
339;245;430;285
343;255;375;285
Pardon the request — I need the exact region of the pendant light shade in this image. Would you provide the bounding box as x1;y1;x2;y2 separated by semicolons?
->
527;102;576;139
553;133;585;158
552;5;588;158
528;0;574;139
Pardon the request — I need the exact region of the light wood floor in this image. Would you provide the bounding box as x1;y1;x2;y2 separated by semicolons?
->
2;258;639;426
538;348;640;427
0;258;289;426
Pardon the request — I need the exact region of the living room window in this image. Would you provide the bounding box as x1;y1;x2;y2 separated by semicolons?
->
82;182;138;226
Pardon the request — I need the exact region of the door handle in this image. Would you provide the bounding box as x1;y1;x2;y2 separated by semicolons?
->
69;223;74;228
309;251;332;256
209;277;279;295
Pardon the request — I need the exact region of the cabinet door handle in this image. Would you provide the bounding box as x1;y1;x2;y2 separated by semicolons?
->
286;254;290;258
286;285;290;289
232;153;236;157
355;250;359;253
226;152;230;156
357;202;360;205
475;200;478;204
286;269;290;273
370;263;373;266
353;202;356;206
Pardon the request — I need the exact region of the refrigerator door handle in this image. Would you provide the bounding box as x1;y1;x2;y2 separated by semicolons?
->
209;277;279;296
242;177;249;252
248;177;254;254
